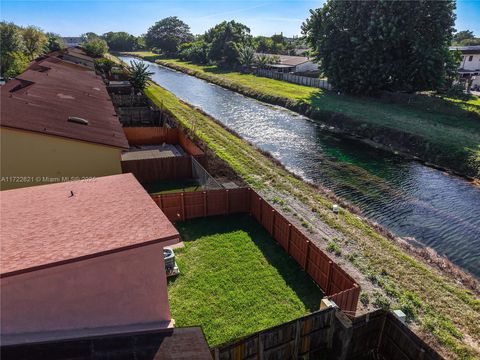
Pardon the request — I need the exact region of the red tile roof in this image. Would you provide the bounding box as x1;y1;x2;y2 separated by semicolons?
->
0;173;180;277
0;56;128;149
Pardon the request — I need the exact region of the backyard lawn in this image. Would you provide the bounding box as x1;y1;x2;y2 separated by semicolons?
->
143;179;202;195
168;214;323;347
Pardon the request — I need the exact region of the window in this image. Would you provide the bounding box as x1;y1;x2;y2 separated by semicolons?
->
469;55;473;61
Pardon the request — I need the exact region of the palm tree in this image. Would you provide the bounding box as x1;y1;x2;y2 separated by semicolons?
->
237;44;256;67
127;60;154;93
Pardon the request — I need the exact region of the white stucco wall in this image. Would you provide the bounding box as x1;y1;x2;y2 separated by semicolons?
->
459;54;480;71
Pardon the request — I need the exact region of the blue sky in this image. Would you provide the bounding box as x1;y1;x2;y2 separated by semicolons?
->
1;0;479;37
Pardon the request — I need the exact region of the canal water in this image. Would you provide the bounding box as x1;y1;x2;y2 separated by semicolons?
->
120;56;480;277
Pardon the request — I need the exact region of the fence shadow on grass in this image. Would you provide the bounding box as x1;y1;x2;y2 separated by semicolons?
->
175;213;324;312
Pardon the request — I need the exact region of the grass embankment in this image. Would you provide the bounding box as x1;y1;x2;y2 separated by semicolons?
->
144;81;480;359
169;215;323;346
125;52;480;178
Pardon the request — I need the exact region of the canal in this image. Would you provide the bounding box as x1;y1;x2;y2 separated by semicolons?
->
120;55;480;277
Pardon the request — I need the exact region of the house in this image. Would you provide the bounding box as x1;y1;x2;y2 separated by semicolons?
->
61;47;96;68
450;45;480;89
62;37;83;47
0;55;129;190
0;173;181;346
257;53;319;73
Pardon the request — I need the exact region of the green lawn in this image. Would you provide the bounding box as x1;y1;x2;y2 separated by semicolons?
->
123;52;480;177
168;214;323;347
143;179;202;195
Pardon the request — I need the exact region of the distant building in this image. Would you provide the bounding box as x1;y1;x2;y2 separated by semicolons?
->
256;53;319;73
450;45;480;89
0;173;181;345
62;37;83;47
0;54;128;190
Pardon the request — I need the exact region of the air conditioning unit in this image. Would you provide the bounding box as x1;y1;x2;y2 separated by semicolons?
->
164;248;179;277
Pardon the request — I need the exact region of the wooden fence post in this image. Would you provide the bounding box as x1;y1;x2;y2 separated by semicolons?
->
326;261;333;295
287;224;292;254
226;189;230;214
259;197;263;223
293;319;301;358
181;193;185;221
304;241;310;270
258;333;264;360
270;209;275;235
203;191;207;217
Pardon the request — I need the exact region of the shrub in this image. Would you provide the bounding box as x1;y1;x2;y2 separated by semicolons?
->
82;38;108;57
372;292;391;310
360;292;370;306
326;240;341;256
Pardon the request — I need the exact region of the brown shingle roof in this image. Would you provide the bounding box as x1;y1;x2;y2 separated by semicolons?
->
256;53;311;66
62;46;96;62
0;56;128;149
0;173;180;277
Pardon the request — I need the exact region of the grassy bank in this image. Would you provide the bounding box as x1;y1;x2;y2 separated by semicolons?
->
125;52;480;178
169;215;323;346
144;81;479;359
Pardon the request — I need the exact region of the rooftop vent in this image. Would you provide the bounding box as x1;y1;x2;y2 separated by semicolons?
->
68;116;89;125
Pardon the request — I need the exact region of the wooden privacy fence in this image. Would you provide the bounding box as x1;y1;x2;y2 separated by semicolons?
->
212;307;336;360
347;311;444;360
123;127;204;158
121;127;207;182
255;69;332;90
122;156;192;183
212;309;445;360
151;188;360;315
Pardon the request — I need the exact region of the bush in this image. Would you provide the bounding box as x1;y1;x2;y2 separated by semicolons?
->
372;292;391;310
360;292;370;306
94;58;115;76
178;41;209;64
82;38;108;57
443;83;470;101
326;240;341;256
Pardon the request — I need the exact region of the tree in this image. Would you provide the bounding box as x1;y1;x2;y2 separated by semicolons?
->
45;32;65;52
135;35;146;50
127;60;154;93
145;17;193;55
81;32;100;42
302;0;456;94
255;36;274;53
1;21;25;55
255;53;280;68
2;51;29;79
237;44;255;67
103;31;137;51
22;26;48;60
453;30;474;44
459;38;480;46
178;41;209;64
205;20;252;66
82;38;108;57
0;22;26;78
